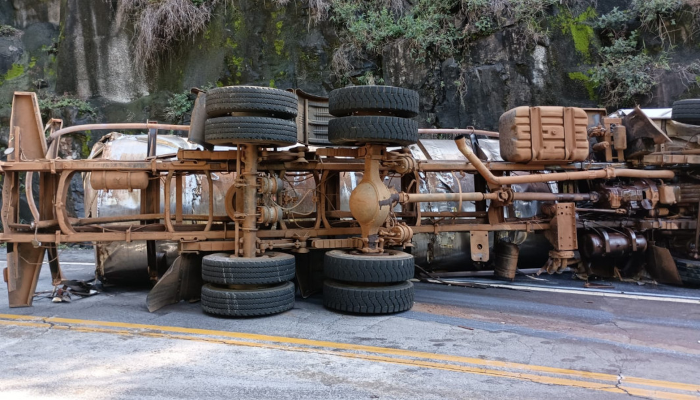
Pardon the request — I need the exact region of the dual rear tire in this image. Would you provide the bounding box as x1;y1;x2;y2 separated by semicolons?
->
327;86;420;147
203;86;299;146
198;249;415;317
200;252;296;317
672;99;700;126
323;249;415;315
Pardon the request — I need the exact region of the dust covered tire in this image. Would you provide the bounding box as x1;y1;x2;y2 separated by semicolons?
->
202;252;296;285
205;116;297;146
206;86;298;119
329;86;419;118
672;99;700;126
323;280;414;314
328;116;418;146
324;250;414;283
674;258;700;286
201;282;295;317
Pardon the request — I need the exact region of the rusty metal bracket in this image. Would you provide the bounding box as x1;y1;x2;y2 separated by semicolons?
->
545;203;578;252
470;231;489;262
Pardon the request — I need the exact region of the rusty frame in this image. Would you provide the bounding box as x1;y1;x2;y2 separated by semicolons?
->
1;92;693;308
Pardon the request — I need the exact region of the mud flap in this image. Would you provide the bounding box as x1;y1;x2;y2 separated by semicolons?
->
646;245;683;285
146;253;203;312
6;243;46;307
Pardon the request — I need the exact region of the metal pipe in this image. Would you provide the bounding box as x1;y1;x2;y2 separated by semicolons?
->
55;170;77;235
575;207;626;214
204;172;214;232
326;210;489;218
31;213;230;230
419;128;499;138
401;192;597;203
402;192;497;203
25;171;39;223
163;171;174;233
513;192;598;202
455;136;675;184
47;123;189;142
242;145;258;258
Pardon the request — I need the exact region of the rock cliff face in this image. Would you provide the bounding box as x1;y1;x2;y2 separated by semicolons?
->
1;0;700;219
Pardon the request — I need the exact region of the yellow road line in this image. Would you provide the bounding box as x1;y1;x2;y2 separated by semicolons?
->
138;332;697;400
0;313;698;398
4;320;694;399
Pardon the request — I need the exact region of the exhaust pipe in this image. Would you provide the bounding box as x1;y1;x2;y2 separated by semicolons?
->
454;136;674;185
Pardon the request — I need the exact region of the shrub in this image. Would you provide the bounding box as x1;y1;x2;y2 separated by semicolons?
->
589;32;669;107
38;96;96;120
326;0;559;77
593;7;631;39
164;91;196;123
632;0;683;25
0;25;20;37
164;83;217;123
630;0;683;43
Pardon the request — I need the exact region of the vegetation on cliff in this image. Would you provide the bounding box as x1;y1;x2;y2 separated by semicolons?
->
121;0;232;67
114;0;700;109
589;0;700;106
321;0;559;77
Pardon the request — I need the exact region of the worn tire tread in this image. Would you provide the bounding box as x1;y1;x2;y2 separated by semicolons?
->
206;86;297;119
324;250;414;283
201;282;295;317
672;99;700;125
202;252;296;285
323;280;414;314
329;86;419;118
205;116;297;145
328;116;418;146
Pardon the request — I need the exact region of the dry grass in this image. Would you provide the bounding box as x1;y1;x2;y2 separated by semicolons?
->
307;0;331;23
331;43;356;76
122;0;229;68
273;0;330;23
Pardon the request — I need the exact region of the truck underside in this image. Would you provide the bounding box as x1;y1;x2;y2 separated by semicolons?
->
2;87;699;316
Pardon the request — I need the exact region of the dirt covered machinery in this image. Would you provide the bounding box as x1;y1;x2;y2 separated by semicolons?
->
2;86;700;317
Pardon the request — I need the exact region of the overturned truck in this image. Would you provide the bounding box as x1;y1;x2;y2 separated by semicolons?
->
2;86;699;316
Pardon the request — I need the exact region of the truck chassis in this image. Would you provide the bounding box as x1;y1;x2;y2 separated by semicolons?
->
1;88;697;315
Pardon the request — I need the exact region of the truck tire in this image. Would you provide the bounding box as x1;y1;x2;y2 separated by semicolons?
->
202;252;296;285
328;116;418;146
674;258;700;286
672;99;700;126
329;86;419;118
205;116;297;146
201;282;295;317
324;250;414;283
323;280;414;314
206;86;298;119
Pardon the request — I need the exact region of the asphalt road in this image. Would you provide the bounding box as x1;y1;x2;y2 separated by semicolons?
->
1;248;699;399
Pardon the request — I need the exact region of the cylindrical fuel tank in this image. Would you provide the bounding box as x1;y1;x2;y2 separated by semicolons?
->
494;241;519;280
90;171;149;190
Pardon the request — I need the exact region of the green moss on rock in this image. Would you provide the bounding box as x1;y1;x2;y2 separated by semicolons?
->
568;71;597;100
557;7;598;63
3;64;25;81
